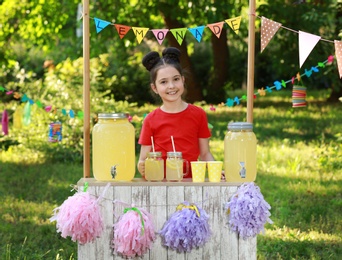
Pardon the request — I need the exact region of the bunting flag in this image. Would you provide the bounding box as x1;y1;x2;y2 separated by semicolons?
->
1;110;9;135
225;16;242;34
13;106;23;129
23;102;31;126
299;31;321;68
260;17;282;53
170;28;188;45
132;27;149;44
94;18;111;33
151;29;169;45
334;40;342;78
207;22;225;38
114;24;131;39
188;26;206;42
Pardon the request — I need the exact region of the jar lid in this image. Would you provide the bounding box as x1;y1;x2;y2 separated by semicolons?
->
228;122;253;130
148;152;162;157
98;113;129;119
167;151;182;157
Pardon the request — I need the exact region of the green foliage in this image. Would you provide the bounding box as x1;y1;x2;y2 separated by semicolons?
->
1;91;341;259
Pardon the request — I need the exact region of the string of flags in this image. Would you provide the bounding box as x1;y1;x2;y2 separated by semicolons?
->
224;55;334;108
0;55;335;136
91;14;342;77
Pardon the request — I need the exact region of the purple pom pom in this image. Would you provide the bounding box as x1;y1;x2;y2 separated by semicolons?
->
225;182;273;239
159;202;211;252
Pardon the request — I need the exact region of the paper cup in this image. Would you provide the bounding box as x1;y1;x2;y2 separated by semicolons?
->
207;161;223;182
191;161;207;182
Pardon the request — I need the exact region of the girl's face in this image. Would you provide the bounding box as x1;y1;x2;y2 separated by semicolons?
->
151;66;185;103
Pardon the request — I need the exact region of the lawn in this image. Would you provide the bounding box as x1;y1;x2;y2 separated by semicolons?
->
0;90;341;259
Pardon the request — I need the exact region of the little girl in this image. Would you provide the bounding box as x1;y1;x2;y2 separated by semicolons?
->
137;47;214;178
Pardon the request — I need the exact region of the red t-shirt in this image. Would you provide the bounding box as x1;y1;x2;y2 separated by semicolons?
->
138;104;211;178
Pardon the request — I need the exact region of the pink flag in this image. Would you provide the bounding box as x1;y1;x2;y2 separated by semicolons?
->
151;29;169;45
1;110;9;135
334;40;342;78
207;22;224;38
260;17;282;53
299;31;321;68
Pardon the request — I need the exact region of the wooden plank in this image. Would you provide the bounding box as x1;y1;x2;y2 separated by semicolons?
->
184;186;203;260
94;186;114;260
239;236;257;260
202;186;221;260
150;186;168;260
167;186;185;260
77;178;242;187
221;186;239;260
77;181;258;260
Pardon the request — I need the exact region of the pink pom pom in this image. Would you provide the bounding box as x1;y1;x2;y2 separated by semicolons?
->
112;207;156;258
50;191;103;244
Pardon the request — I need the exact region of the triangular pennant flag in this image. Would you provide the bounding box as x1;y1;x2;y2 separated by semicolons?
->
131;27;149;44
1;110;9;135
114;24;131;39
151;29;169;45
260;16;282;53
188;25;206;42
94;18;111;33
225;16;242;34
69;109;75;118
334;40;342;78
170;28;187;45
13;106;23;129
207;22;225;38
23;102;31;126
299;31;321;68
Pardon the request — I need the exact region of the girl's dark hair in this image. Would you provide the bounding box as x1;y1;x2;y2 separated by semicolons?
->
142;47;183;84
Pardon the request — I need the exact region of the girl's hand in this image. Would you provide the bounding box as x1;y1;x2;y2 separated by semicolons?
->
137;160;145;176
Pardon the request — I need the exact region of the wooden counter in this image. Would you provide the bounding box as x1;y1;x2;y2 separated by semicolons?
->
77;178;256;260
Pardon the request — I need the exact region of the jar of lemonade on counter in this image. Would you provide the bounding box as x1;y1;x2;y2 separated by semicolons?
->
145;152;164;181
92;113;135;181
166;152;189;181
224;122;257;182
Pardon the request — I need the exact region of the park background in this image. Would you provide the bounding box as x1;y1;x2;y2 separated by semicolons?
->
0;0;341;259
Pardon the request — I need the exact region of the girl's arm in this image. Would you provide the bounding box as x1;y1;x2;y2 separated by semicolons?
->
137;145;152;176
198;138;215;161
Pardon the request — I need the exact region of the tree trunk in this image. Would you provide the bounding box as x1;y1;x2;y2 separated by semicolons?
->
161;16;203;103
206;29;230;103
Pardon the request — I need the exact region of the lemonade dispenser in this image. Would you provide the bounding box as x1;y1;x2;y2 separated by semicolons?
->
92;113;135;181
224;122;257;182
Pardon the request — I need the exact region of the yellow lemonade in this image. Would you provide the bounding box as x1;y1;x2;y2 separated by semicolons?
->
145;152;164;181
224;123;257;182
166;153;184;181
92;113;135;181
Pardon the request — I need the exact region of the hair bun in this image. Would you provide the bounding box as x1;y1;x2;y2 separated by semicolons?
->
162;47;181;63
142;51;160;71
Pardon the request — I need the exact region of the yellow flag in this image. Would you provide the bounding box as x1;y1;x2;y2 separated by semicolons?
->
225;16;242;34
132;27;149;44
13;106;23;129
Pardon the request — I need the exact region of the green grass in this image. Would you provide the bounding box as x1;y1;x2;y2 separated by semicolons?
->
1;90;341;259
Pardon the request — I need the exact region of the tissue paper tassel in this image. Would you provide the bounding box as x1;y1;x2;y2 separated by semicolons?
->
225;182;273;239
50;191;103;244
159;202;211;253
113;208;156;258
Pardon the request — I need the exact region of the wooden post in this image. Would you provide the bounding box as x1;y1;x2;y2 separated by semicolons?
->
83;0;91;178
247;0;256;123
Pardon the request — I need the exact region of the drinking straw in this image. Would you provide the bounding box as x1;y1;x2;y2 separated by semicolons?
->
151;136;155;153
171;136;176;152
